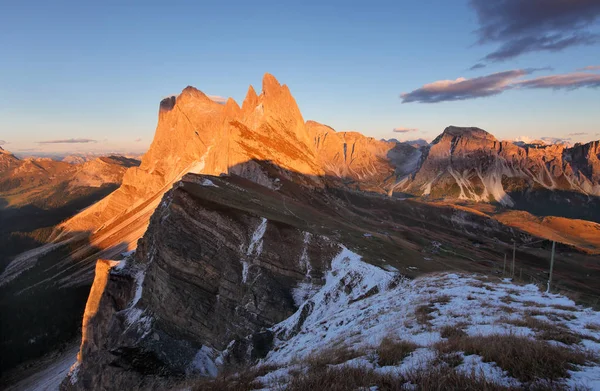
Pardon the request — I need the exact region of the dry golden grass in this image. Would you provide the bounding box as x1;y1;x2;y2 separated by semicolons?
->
431;294;452;305
302;344;363;369
503;315;594;345
376;337;419;366
415;304;437;325
494;211;600;254
435;334;594;382
551;304;578;312
433;351;464;368
284;364;517;391
440;325;468;340
499;305;516;314
585;323;600;331
522;300;544;308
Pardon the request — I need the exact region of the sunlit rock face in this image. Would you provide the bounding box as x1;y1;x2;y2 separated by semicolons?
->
398;126;600;209
57;73;410;263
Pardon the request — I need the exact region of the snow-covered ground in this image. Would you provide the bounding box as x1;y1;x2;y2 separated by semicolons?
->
247;246;600;390
6;344;78;391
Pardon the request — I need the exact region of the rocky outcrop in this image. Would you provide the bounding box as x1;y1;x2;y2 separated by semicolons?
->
54;74;413;287
307;121;422;190
63;173;340;389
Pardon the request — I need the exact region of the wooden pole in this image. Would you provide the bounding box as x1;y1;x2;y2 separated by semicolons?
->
511;242;516;278
547;241;556;293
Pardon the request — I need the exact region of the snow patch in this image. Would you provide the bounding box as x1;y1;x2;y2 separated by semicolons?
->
188;146;213;174
201;178;218;187
189;345;218;377
256;252;600;388
241;261;249;284
299;232;312;278
247;218;268;256
457;354;520;388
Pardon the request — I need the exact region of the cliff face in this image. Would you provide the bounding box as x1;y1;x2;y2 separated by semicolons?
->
54;74;408;287
400;126;600;211
65;173;340;390
307;121;422;190
57;75;326;263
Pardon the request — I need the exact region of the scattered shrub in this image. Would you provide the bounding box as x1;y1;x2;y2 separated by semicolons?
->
415;304;436;325
376;337;419;366
440;325;468;340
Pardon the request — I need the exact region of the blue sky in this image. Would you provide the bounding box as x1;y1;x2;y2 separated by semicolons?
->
1;1;599;154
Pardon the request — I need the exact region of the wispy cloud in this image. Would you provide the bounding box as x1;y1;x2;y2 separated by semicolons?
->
393;127;419;133
401;70;531;103
513;136;533;143
541;136;571;144
469;63;487;71
402;68;600;103
577;65;600;71
134;138;142;142
38;138;98;144
208;95;228;105
0;140;7;145
470;0;600;62
568;132;587;136
517;72;600;89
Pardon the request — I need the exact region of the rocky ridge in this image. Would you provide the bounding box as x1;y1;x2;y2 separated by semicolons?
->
398;126;600;210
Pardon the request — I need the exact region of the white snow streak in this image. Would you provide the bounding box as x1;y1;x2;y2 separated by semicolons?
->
201;178;219;187
247;218;268;256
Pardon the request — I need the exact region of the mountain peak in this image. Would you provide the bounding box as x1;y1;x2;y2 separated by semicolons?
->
179;86;214;103
432;126;497;145
262;72;282;95
0;146;16;157
242;85;259;112
224;97;241;116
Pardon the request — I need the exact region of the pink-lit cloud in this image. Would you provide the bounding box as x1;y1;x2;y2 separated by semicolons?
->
38;138;98;144
517;72;600;89
402;68;600;103
577;65;600;71
208;95;228;105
